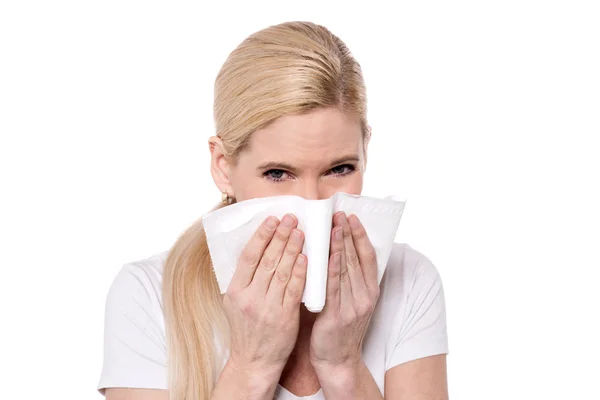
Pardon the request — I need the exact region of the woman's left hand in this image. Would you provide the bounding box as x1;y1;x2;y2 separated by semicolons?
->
309;212;380;372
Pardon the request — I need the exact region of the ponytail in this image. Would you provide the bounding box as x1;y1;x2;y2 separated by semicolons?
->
163;203;230;399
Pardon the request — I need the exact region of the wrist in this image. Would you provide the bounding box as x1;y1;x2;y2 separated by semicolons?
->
222;359;283;396
312;359;362;387
311;354;362;375
312;357;383;400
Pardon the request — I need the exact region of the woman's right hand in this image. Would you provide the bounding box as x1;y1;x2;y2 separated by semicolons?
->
223;213;307;377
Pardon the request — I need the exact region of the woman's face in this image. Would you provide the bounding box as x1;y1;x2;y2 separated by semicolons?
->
210;107;367;202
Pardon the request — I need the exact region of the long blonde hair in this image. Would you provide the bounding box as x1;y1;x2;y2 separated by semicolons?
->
162;21;371;399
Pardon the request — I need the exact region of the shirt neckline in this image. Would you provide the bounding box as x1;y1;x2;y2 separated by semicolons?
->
275;383;323;399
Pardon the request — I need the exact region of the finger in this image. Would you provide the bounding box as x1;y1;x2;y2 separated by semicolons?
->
266;228;304;303
251;213;298;295
321;251;341;313
333;214;350;291
348;214;379;292
330;223;344;260
230;216;279;290
331;212;344;242
329;222;349;292
332;215;354;307
338;213;368;299
330;212;344;260
282;254;307;313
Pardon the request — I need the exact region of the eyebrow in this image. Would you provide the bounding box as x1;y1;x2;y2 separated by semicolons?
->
257;155;360;171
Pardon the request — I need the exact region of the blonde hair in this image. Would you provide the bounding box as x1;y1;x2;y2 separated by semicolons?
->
162;21;371;399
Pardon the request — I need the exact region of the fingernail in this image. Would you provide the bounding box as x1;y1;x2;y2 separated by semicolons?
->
339;213;347;225
266;217;278;229
296;254;306;265
282;214;295;228
349;214;360;229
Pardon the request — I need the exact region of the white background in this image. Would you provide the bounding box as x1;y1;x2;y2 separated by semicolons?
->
1;1;599;399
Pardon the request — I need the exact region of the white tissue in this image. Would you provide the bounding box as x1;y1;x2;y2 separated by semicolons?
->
202;192;407;312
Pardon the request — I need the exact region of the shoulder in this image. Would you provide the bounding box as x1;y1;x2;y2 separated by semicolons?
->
98;251;171;393
380;242;443;294
377;242;446;331
109;251;169;292
378;243;449;369
104;250;169;316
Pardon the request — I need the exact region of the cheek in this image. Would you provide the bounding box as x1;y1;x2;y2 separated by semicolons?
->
343;174;364;195
233;178;282;201
239;186;277;201
324;173;364;197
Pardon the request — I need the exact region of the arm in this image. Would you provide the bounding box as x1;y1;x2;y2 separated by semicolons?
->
104;360;282;400
315;354;448;400
384;354;448;399
100;216;307;399
209;360;282;400
315;360;383;400
105;389;167;400
310;214;385;399
104;361;281;400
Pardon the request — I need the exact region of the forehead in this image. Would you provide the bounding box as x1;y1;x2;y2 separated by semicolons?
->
241;107;363;166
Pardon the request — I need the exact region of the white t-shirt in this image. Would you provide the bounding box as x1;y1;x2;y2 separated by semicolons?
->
97;243;449;399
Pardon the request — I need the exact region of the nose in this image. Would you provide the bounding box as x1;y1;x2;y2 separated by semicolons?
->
296;181;328;200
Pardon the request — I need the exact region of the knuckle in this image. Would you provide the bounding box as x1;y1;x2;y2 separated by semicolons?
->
226;285;241;298
284;244;300;256
331;235;343;250
331;244;342;254
340;268;350;283
239;299;254;316
329;241;341;253
356;301;374;316
330;262;340;277
273;229;289;242
347;252;360;268
292;266;305;278
241;251;260;266
364;250;377;266
341;309;356;325
286;285;300;299
353;226;367;239
259;256;277;271
257;226;273;241
274;269;290;283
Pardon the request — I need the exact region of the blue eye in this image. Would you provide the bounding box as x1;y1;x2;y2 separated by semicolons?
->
263;164;355;182
264;169;288;182
329;164;355;176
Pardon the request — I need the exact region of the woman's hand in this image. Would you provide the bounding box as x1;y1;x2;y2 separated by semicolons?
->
309;212;380;372
223;214;307;378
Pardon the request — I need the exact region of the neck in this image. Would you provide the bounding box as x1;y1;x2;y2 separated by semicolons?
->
278;304;321;396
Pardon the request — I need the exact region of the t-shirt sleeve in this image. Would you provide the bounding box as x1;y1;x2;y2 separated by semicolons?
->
385;251;449;370
97;263;168;395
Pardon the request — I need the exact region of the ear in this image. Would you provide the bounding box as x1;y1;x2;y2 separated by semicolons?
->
208;136;235;198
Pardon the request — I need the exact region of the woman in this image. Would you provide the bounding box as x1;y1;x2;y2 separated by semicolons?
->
98;21;449;400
